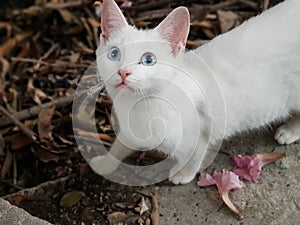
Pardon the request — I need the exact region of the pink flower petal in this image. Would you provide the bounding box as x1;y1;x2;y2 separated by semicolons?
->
232;155;261;182
256;153;286;167
121;1;132;7
232;153;285;182
197;170;245;219
232;155;257;168
213;170;245;194
197;173;216;187
198;170;245;190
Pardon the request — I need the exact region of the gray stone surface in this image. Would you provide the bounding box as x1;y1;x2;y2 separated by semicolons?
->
148;130;300;225
0;198;52;225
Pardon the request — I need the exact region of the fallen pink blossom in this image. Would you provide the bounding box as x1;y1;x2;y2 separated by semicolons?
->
198;170;245;219
232;153;286;182
197;173;216;186
121;1;132;7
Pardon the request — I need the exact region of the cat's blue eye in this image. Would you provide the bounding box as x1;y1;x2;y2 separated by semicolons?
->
107;47;121;61
141;52;157;66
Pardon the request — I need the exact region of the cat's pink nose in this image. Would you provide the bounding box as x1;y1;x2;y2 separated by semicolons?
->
118;70;132;82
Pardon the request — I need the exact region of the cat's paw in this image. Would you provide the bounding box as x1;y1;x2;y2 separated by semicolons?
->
89;155;120;175
275;124;300;145
169;170;195;185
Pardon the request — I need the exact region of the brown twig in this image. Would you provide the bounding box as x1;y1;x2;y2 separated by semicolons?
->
207;0;241;11
0;150;12;177
45;0;84;10
40;43;59;60
12;0;88;17
0;106;37;141
74;128;115;143
11;57;50;66
263;0;270;11
0;95;74;128
135;9;172;22
150;188;160;225
13;154;17;185
122;0;174;11
239;0;259;9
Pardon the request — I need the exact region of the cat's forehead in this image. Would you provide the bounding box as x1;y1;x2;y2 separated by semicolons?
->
105;26;161;48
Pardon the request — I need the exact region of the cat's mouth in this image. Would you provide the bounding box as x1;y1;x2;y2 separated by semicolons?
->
116;82;127;88
116;82;132;90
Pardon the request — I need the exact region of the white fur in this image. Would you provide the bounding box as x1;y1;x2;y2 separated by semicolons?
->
93;0;300;184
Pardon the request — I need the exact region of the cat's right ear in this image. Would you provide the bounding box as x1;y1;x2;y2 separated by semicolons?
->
101;0;128;41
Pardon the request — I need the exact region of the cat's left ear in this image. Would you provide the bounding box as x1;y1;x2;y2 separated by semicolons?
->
101;0;128;41
154;7;190;55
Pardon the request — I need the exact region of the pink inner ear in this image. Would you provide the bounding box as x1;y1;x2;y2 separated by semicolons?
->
101;0;128;41
155;7;190;55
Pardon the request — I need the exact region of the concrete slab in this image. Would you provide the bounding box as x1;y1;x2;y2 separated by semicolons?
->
0;198;52;225
153;130;300;225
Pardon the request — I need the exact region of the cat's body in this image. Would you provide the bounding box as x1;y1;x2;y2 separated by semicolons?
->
91;0;300;185
195;0;300;137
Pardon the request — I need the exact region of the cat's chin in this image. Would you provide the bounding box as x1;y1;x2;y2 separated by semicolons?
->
115;83;134;92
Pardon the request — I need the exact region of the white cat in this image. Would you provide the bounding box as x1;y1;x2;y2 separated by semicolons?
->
91;0;300;185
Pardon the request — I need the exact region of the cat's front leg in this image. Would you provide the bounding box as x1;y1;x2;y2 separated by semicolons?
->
275;115;300;145
169;145;209;185
169;164;199;185
89;138;134;175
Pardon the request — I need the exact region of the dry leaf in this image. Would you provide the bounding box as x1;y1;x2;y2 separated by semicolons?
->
14;42;31;60
139;197;149;215
0;57;9;83
38;105;55;140
107;212;127;225
58;9;78;24
87;18;101;28
9;195;40;206
115;202;128;209
134;197;149;216
0;32;31;57
0;22;12;38
150;189;159;225
59;191;85;208
27;78;48;105
217;10;241;33
79;163;92;176
11;135;34;150
35;0;46;6
34;146;60;163
8;87;18;110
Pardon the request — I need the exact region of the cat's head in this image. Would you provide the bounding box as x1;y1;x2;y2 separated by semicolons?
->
96;0;190;98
